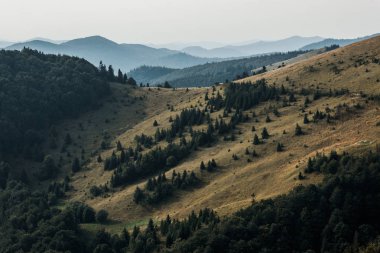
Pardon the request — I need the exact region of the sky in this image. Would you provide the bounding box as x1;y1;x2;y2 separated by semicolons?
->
1;0;379;44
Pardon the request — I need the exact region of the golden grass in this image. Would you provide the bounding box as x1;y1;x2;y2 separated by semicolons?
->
239;35;380;95
54;36;380;228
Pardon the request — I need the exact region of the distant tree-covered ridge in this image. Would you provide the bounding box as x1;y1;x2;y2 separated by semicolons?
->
129;50;307;87
127;65;177;84
0;48;110;159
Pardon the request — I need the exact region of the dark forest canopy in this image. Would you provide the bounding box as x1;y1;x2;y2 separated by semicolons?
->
1;151;379;252
0;48;110;160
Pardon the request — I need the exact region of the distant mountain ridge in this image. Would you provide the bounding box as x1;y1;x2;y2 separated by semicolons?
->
0;41;14;48
181;36;324;58
128;50;307;87
6;36;220;72
5;34;379;72
300;33;380;50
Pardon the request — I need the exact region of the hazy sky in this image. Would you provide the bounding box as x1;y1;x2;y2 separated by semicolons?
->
1;0;379;44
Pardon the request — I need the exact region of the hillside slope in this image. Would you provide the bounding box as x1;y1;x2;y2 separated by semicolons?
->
240;35;380;95
56;36;380;234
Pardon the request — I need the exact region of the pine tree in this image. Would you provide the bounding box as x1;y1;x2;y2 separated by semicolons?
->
121;228;130;247
123;73;128;84
289;93;296;102
97;154;102;163
265;115;271;122
305;157;313;173
303;114;309;124
146;178;154;191
117;69;123;83
107;65;115;81
211;159;217;168
132;226;140;239
276;143;284;152
133;187;144;204
116;141;123;151
261;127;269;139
200;161;206;171
153;120;159;127
253;134;260;145
295;123;303;136
71;157;80;173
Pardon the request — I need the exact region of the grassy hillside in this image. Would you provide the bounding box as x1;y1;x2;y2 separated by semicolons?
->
51;36;380;231
240;35;380;95
1;36;379;253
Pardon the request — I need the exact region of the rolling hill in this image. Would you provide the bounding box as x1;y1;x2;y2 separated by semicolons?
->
240;35;380;95
47;35;379;228
1;35;380;252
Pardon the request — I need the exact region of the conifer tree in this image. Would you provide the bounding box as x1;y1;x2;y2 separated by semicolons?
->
261;127;269;139
295;123;303;136
71;157;80;173
200;161;206;171
303;114;309;124
253;134;260;145
133;187;144;204
276;143;284;152
116;141;123;151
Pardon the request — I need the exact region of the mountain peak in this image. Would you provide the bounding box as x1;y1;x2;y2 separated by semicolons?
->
62;35;119;47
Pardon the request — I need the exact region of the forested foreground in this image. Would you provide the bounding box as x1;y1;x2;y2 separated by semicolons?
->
1;150;379;252
0;49;110;160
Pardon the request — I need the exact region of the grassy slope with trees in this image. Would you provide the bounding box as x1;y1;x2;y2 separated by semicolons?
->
0;36;380;253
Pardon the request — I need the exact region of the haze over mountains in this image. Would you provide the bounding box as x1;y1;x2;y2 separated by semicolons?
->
181;36;323;58
300;33;380;50
5;36;219;72
3;34;378;73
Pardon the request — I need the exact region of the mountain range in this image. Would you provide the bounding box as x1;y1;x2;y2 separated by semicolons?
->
300;33;380;50
181;36;324;58
5;36;220;72
4;34;379;72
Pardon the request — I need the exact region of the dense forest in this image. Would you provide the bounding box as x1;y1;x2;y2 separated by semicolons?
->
0;48;110;162
129;50;307;87
127;66;177;84
2;150;378;252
